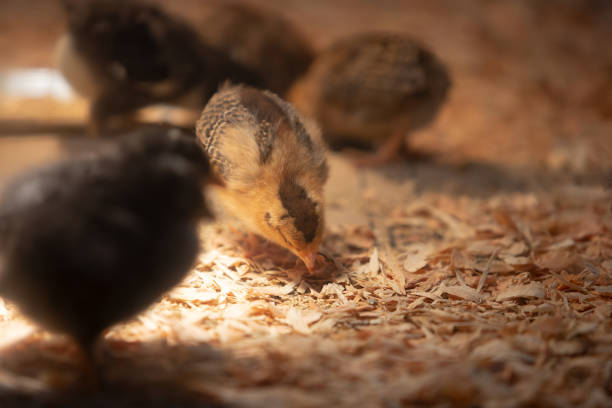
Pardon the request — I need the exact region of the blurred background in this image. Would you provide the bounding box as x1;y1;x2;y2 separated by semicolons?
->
0;0;611;187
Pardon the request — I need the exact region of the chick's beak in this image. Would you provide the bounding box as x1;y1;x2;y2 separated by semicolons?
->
298;251;318;272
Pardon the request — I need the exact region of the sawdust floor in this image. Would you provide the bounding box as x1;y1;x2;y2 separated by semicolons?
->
0;1;611;407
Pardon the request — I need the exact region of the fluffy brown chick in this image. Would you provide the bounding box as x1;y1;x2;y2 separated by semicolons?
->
56;0;262;135
289;32;451;166
196;85;328;271
197;3;314;96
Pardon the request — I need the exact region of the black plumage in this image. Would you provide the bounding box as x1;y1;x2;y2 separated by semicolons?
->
57;0;263;134
0;129;211;359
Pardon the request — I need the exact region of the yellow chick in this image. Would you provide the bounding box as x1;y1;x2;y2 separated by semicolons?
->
289;32;451;166
196;85;328;271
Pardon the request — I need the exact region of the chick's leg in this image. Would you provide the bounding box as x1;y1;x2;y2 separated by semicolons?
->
75;339;103;391
349;129;407;167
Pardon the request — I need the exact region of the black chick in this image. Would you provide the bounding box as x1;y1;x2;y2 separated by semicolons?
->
56;0;263;134
0;128;211;371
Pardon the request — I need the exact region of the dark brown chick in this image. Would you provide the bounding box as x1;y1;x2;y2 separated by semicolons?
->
197;2;314;95
289;32;451;166
56;0;262;134
196;85;328;271
0;128;211;373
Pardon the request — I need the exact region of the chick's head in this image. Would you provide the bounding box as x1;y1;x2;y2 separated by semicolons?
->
220;136;327;271
220;179;322;272
261;171;325;271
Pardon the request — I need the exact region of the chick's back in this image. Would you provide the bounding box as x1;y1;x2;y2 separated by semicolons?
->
196;85;327;189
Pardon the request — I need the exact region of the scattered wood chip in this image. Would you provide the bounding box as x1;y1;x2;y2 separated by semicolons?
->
284;308;323;335
496;282;546;302
438;284;485;303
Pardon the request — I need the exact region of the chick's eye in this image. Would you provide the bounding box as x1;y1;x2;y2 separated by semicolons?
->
280;214;290;221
